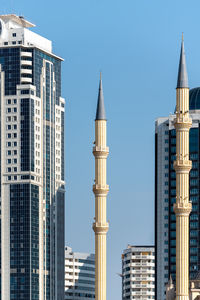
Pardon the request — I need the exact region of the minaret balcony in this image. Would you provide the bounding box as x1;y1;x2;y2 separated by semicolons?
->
174;116;192;129
93;146;109;157
93;184;109;195
93;221;109;234
174;202;192;215
173;159;192;172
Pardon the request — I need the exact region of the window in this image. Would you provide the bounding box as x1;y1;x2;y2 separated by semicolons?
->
12;33;16;37
13;107;17;113
7;108;11;113
13;159;17;164
8;176;11;181
190;189;198;195
12;41;16;45
13;150;17;155
190;256;198;262
7;150;11;155
7;116;11;122
190;214;198;221
21;89;29;95
190;179;198;186
13;167;17;172
7;159;11;164
190;222;198;228
13;142;17;147
7;168;11;172
13;125;17;130
171;231;176;238
191;231;198;237
13;133;17;138
7;133;11;138
7;99;11;105
14;176;17;180
7;142;11;147
13;116;17;121
190;248;197;254
7;125;11;130
13;99;17;104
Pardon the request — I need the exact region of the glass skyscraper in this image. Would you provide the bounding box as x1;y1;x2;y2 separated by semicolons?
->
0;14;65;300
155;87;200;300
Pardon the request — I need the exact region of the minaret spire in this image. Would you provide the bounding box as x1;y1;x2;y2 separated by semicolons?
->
174;37;192;300
95;73;106;120
93;75;109;300
177;35;188;88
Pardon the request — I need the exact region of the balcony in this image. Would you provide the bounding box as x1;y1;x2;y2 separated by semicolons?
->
21;77;32;83
21;60;32;66
21;69;32;75
21;51;32;57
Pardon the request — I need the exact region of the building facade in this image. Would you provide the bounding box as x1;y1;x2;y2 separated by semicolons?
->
65;246;95;300
155;88;200;299
0;14;65;300
122;245;155;300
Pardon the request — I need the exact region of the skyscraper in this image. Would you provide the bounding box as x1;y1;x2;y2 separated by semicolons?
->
0;14;65;300
155;41;200;299
122;245;155;300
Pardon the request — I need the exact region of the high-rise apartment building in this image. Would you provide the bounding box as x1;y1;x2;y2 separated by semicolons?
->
0;14;65;300
155;88;200;299
65;246;95;300
122;245;155;300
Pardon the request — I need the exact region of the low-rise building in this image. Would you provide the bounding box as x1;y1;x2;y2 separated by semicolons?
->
122;245;155;300
65;246;95;300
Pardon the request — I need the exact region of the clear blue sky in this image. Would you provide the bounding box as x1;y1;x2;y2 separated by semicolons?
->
2;0;200;298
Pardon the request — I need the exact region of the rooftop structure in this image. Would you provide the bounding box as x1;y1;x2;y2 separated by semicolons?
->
0;14;63;57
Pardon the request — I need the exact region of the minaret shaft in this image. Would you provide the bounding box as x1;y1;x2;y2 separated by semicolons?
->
93;120;109;300
174;87;192;300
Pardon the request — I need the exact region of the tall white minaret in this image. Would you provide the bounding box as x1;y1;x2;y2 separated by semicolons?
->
174;36;192;300
93;74;109;300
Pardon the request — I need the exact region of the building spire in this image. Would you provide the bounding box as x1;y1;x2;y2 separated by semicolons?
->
177;35;189;88
95;73;106;120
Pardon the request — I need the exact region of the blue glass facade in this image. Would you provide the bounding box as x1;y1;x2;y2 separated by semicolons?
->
0;47;21;95
32;49;61;105
21;97;35;171
10;184;39;300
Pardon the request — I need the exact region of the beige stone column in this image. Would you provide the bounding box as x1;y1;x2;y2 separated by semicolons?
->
174;87;192;300
93;119;109;300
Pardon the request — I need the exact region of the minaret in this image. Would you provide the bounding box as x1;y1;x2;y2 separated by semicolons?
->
93;74;109;300
174;36;192;300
